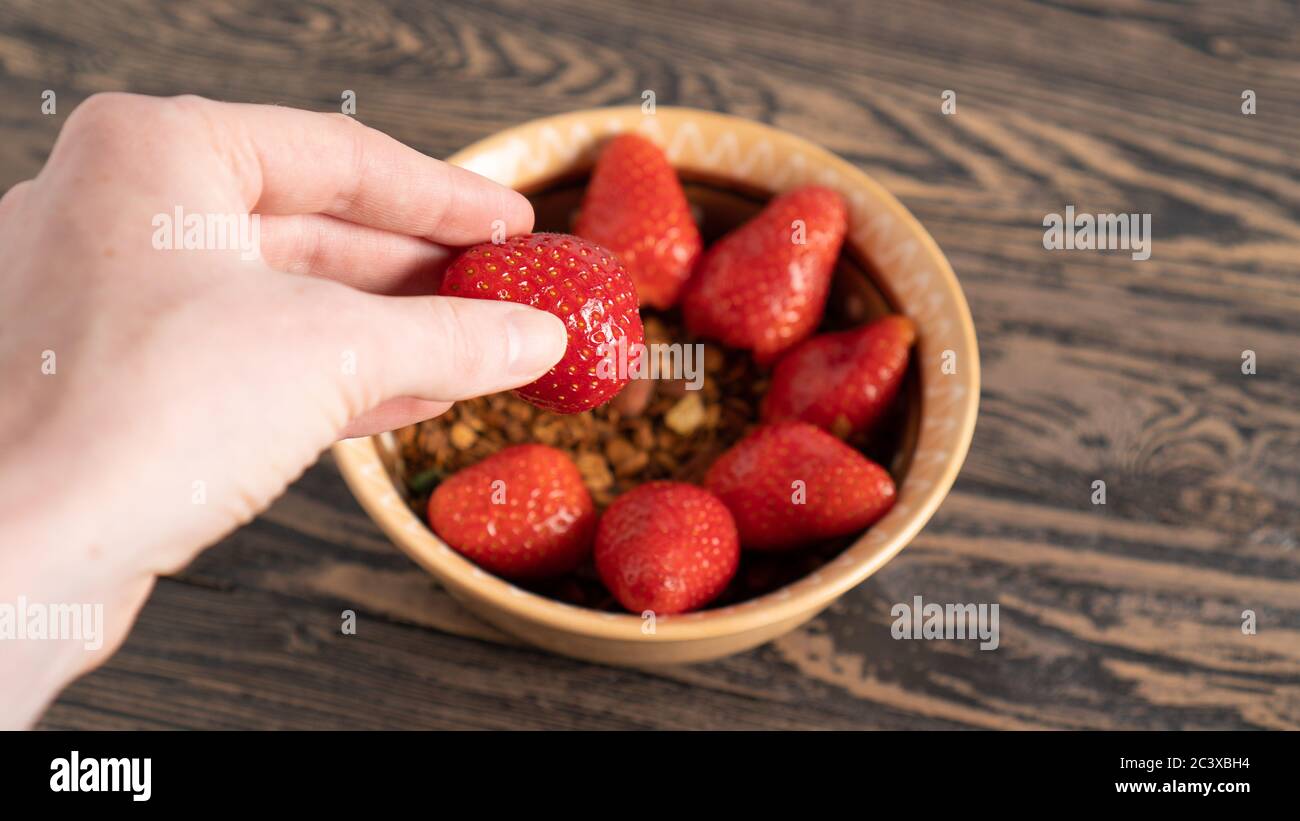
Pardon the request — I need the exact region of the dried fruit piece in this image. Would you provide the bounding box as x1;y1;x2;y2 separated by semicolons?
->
663;393;706;435
604;437;648;477
575;451;614;493
595;481;739;614
449;422;478;450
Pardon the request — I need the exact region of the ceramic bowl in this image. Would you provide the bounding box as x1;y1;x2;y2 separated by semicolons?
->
332;106;979;664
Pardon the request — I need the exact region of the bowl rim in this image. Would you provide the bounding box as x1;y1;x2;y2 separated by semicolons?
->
332;105;980;642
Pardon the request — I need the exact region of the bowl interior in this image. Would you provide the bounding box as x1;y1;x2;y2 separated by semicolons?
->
384;172;921;610
333;106;979;642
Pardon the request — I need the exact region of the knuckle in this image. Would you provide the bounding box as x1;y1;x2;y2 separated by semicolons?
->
0;180;32;210
329;115;369;215
165;93;212;113
65;92;161;136
323;110;359;130
59;93;199;165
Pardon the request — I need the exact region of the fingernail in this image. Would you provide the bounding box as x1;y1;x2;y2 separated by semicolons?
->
506;308;566;377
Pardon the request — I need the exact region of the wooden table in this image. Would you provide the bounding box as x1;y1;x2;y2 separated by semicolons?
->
5;0;1297;729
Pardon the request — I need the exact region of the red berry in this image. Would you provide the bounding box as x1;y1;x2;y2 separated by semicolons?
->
683;186;847;364
439;233;644;413
428;444;596;580
595;482;739;615
575;134;702;309
762;315;916;437
704;422;895;551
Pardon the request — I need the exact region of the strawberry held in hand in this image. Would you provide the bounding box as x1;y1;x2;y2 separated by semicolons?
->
574;134;702;309
705;422;895;551
595;482;739;614
763;315;916;437
439;233;643;413
428;444;596;580
683;185;848;364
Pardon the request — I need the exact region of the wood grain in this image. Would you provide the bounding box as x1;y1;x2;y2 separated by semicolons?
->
2;0;1297;729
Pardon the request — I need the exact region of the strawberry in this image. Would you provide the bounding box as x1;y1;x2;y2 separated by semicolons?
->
682;185;848;364
574;134;702;309
428;444;596;580
762;315;916;437
595;481;739;615
439;233;643;413
704;421;895;551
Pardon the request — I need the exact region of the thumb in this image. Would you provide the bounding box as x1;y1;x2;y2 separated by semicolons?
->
333;290;568;410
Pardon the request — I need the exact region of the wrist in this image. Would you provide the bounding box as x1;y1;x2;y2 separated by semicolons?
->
0;458;157;727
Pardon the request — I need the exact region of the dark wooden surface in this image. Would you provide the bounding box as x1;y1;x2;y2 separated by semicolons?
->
4;0;1298;729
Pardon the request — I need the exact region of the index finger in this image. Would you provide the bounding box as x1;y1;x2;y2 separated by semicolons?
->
197;98;533;244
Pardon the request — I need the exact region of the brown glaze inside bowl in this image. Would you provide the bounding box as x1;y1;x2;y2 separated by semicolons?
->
385;171;920;612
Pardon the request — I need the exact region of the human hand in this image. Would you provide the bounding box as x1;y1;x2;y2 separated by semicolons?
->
0;93;566;726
